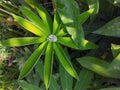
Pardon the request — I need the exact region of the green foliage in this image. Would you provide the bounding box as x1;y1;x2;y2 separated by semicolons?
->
111;44;120;58
74;69;93;90
87;0;99;21
0;0;120;90
59;64;73;90
54;0;86;47
0;1;89;89
93;16;120;37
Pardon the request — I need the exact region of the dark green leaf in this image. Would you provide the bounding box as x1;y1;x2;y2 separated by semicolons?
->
93;16;120;37
108;54;120;78
49;76;60;90
74;69;93;90
36;61;44;81
60;64;73;90
19;80;41;90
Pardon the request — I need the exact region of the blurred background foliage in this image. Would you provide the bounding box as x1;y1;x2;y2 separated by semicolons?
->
0;0;120;90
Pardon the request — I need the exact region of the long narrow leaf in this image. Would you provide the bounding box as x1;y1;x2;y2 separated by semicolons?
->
2;37;45;47
54;43;78;79
60;64;73;90
19;41;48;79
25;0;52;32
35;4;52;32
12;15;45;36
77;56;110;77
52;12;61;34
20;7;50;35
44;42;54;89
78;55;120;79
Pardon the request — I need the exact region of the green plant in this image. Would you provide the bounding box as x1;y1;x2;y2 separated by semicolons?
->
1;0;120;90
0;0;97;89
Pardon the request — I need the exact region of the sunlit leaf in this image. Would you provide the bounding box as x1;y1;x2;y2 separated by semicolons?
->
77;55;120;79
58;37;78;49
58;37;98;50
12;15;45;36
54;43;78;79
78;9;94;24
81;40;98;50
20;6;50;35
25;0;52;32
56;28;67;37
19;41;48;79
77;56;110;77
87;0;99;21
74;68;93;90
44;42;54;89
52;12;61;34
93;16;120;37
111;44;120;58
2;37;45;47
